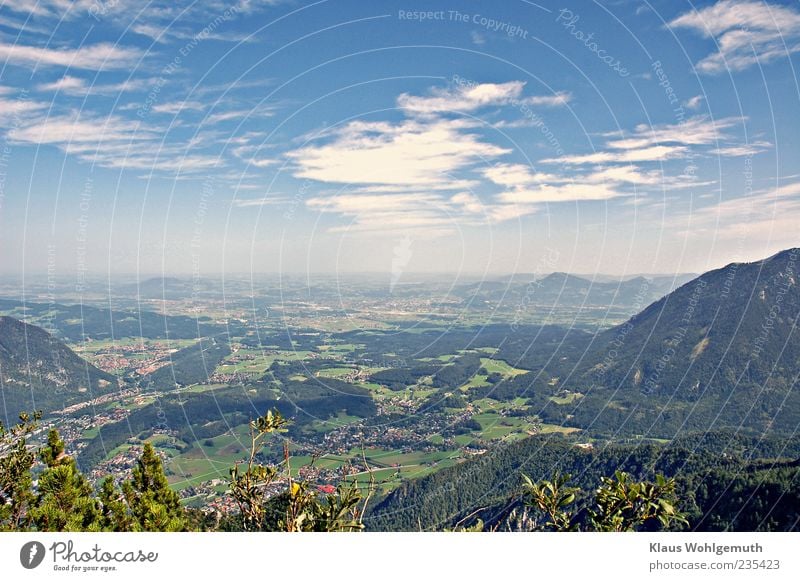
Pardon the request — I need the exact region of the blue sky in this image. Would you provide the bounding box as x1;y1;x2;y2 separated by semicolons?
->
0;0;798;278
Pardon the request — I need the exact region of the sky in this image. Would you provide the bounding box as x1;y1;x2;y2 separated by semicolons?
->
0;0;798;279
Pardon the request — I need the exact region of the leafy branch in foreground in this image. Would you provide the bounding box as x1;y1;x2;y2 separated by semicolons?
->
522;470;687;532
229;409;369;532
521;471;579;531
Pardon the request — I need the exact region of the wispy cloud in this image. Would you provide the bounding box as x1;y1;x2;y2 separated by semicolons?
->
483;163;625;213
36;75;150;96
544;115;757;165
0;41;142;71
397;81;526;115
544;145;688;165
232;196;293;207
525;91;572;107
307;192;457;235
677;180;800;246
6;110;221;172
710;140;772;157
0;92;47;122
396;81;571;115
669;0;800;74
684;95;704;110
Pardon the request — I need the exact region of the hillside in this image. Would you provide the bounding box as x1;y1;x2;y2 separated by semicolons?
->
554;248;800;435
0;316;116;419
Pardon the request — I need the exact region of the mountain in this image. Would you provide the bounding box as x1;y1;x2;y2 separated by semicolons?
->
0;316;115;420
456;271;696;318
560;248;800;435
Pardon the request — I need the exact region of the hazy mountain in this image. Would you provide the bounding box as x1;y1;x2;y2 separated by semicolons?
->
0;298;226;342
0;316;116;421
457;271;697;315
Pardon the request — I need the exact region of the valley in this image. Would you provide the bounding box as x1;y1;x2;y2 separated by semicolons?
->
1;249;798;529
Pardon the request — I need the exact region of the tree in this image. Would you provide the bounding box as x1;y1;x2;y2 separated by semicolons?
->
101;443;189;531
0;412;40;531
522;470;687;532
30;429;102;531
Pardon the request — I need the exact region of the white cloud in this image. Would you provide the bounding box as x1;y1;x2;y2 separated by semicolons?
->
607;116;741;149
0;94;47;122
396;82;571;115
710;140;772;157
151;101;207;114
677;180;800;246
36;75;150;96
496;183;624;205
544;145;688;165
6;110;223;172
482;163;561;187
288;118;509;187
525;91;572;107
132;21;255;44
669;0;800;74
397;81;526;115
544;115;750;167
307;193;458;235
232;196;293;207
684;95;704;110
479;162;626;222
201;107;277;125
450;192;484;214
0;41;142;70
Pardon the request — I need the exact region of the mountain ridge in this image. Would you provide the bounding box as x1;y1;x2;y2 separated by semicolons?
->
0;316;115;421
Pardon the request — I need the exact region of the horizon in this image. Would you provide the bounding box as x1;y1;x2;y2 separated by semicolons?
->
8;244;800;280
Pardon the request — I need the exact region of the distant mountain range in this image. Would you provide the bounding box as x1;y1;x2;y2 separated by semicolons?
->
456;271;697;317
0;316;115;421
0;298;227;342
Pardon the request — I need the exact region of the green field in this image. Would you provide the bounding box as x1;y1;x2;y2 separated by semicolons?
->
315;367;356;378
215;348;315;374
480;358;529;377
548;392;584;405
